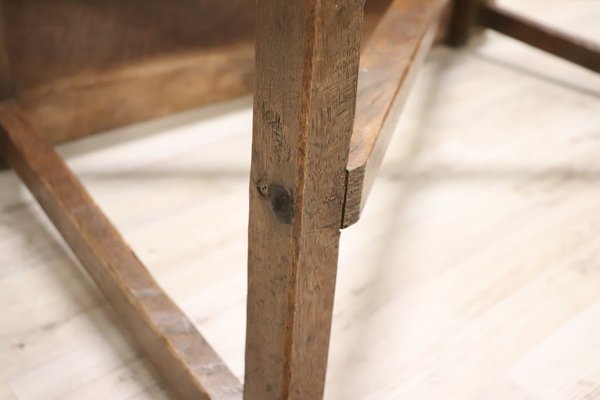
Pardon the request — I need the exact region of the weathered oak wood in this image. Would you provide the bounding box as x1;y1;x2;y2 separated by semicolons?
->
0;102;242;400
478;3;600;73
343;0;448;227
2;0;390;144
3;0;256;143
245;1;364;399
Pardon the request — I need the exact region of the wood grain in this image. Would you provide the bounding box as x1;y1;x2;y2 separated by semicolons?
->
343;0;448;227
3;0;256;143
245;0;364;399
1;2;600;397
2;0;390;144
0;101;242;400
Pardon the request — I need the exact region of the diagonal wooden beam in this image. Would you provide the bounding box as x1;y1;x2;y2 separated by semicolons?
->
343;0;449;227
478;3;600;73
0;101;242;400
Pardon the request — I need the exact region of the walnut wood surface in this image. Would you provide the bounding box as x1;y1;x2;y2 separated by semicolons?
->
245;1;364;399
0;102;242;400
343;0;448;227
2;0;390;144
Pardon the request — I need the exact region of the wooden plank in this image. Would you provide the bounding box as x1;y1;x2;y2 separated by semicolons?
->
2;0;391;144
16;45;255;144
478;3;600;73
343;0;448;227
245;0;364;399
3;0;256;143
0;101;242;400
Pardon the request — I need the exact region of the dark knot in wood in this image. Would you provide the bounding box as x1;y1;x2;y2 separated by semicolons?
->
266;184;293;224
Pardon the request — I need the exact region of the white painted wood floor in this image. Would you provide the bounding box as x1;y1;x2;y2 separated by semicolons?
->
1;1;600;399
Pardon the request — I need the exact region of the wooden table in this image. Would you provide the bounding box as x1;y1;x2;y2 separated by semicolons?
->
0;1;598;399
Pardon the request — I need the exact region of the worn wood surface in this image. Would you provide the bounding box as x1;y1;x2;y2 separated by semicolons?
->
343;0;447;227
3;0;255;143
478;2;600;73
0;102;242;400
1;2;599;400
2;0;390;144
245;0;364;399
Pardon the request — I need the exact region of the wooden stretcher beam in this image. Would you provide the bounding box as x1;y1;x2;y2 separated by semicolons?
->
478;3;600;73
342;0;449;228
0;101;242;400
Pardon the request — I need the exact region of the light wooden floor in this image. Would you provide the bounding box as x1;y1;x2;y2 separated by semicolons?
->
2;1;600;399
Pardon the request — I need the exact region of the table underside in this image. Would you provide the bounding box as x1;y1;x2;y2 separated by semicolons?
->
3;0;392;143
